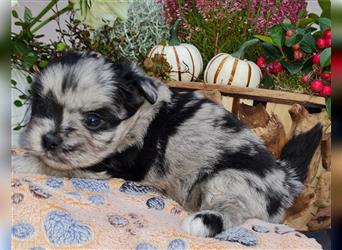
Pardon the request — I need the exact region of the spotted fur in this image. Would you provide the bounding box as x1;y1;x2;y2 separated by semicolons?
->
13;52;322;237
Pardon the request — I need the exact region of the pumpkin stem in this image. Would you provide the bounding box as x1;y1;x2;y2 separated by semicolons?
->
168;19;181;46
231;38;259;60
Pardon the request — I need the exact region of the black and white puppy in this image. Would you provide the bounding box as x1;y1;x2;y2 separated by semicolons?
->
13;51;322;237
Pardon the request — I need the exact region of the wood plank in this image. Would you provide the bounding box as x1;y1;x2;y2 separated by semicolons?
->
231;97;240;116
165;81;326;108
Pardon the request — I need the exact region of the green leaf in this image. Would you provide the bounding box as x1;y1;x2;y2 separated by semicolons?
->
12;40;29;57
319;0;331;18
285;34;304;47
39;60;49;68
270;25;284;48
300;33;316;53
261;42;281;60
11;79;17;86
296;28;306;35
14;100;23;107
26;75;32;83
283;18;292;24
24;7;33;22
281;60;304;74
318;17;331;32
23;52;38;68
302;57;314;74
21;29;34;40
261;72;275;89
12;10;18;18
296;18;314;27
326;96;331;119
309;13;320;23
35;34;45;39
14;21;26;26
281;22;295;31
19;94;28;100
254;35;276;46
305;27;317;34
13;125;22;131
320;47;331;67
56;42;67;52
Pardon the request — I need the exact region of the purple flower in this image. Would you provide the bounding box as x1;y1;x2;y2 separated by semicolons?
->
159;0;307;35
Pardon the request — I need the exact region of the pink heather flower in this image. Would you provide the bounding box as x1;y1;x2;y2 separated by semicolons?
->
251;0;307;32
159;0;307;34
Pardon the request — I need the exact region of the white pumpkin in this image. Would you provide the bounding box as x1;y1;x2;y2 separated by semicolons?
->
204;54;261;87
148;44;203;82
147;19;203;82
204;39;262;87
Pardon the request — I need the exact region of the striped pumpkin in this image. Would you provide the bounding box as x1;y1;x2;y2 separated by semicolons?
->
204;53;262;87
146;19;203;82
147;44;203;82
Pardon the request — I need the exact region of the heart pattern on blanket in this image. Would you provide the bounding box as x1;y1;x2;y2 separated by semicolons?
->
12;223;35;239
167;239;187;250
46;178;64;188
146;197;165;210
71;178;109;192
120;181;153;195
215;227;257;246
44;210;92;245
135;242;159;250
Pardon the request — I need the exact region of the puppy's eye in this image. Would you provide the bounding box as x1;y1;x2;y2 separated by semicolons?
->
84;113;103;130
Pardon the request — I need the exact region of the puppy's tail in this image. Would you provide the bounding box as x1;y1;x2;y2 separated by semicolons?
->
279;123;323;184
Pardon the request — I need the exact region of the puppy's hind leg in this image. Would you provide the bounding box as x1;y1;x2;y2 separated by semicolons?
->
180;200;251;237
181;171;267;237
181;210;224;237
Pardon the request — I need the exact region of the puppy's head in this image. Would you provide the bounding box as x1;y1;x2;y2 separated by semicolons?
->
23;51;159;170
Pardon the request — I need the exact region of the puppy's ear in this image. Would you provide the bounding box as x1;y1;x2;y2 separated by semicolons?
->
137;77;158;104
113;61;159;119
114;61;159;104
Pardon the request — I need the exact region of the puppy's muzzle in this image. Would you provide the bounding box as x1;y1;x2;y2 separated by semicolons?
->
42;132;63;151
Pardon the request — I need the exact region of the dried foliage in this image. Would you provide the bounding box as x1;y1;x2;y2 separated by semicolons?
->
143;54;172;80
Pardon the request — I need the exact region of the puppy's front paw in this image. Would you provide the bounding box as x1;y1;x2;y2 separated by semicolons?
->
181;211;223;237
12;155;43;175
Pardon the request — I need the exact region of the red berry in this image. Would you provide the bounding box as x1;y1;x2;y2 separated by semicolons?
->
320;85;331;97
294;50;303;60
286;30;294;37
310;80;323;92
298;51;303;59
316;37;326;49
256;56;266;68
325;37;331;47
267;63;274;73
294;50;300;60
292;43;300;51
269;61;282;74
312;53;320;65
323;29;332;39
302;75;310;83
321;71;331;81
273;62;282;73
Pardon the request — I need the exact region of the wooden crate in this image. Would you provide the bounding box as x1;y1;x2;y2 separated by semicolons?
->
166;81;331;232
166;80;326;111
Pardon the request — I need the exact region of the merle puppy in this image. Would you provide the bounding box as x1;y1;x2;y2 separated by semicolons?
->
13;51;322;237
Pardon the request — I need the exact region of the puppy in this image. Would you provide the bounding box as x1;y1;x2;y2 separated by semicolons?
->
13;51;322;237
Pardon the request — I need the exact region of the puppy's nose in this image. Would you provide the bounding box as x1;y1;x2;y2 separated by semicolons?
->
42;132;63;151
